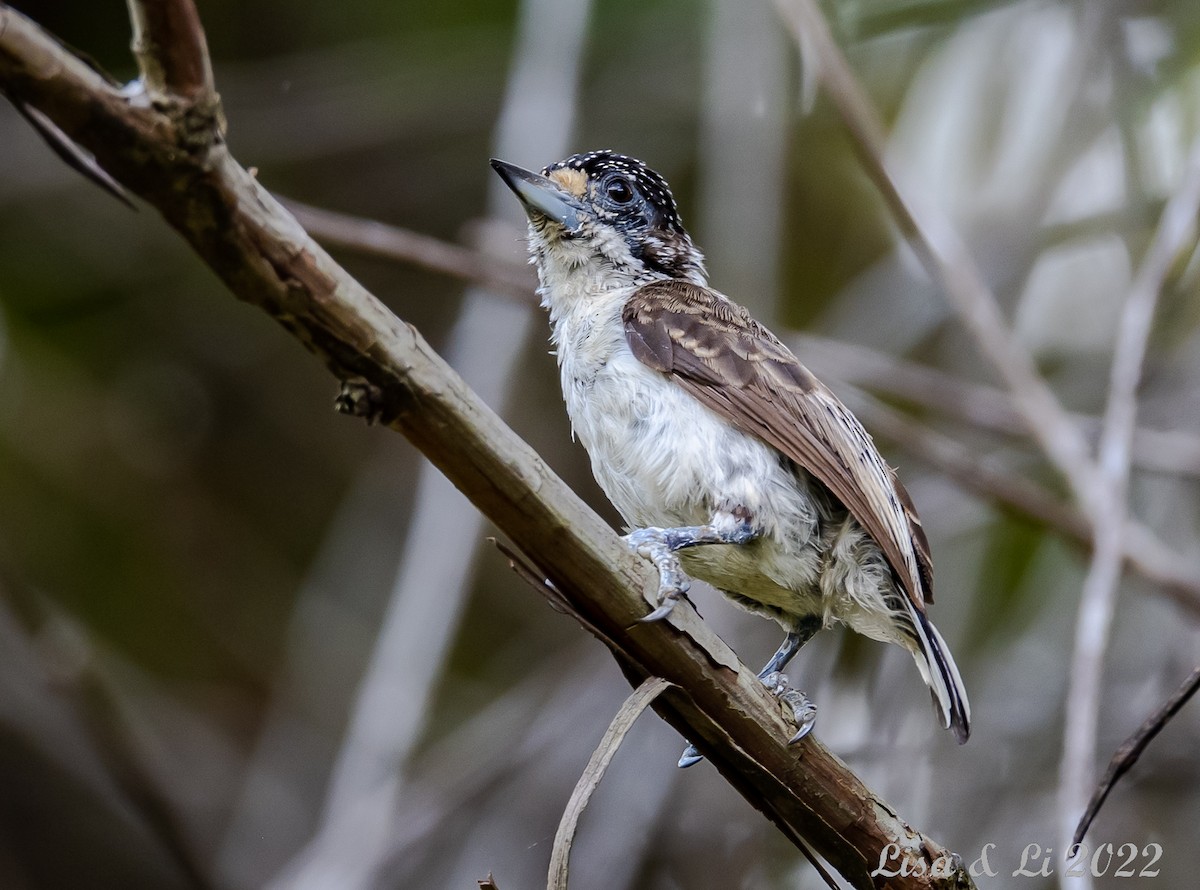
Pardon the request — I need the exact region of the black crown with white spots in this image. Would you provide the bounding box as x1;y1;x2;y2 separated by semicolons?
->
544;150;703;281
544;150;687;235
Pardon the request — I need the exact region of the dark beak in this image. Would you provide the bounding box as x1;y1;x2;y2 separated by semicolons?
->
490;158;584;232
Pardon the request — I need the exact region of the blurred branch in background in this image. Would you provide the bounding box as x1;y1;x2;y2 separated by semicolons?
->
772;0;1200;875
213;453;429;886
285;198;536;303
1058;134;1200;875
842;394;1200;616
790;335;1200;480
697;0;789;320
287;194;1200;613
774;0;1100;509
0;3;977;888
0;588;210;890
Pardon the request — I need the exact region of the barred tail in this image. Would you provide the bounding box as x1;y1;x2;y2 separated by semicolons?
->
911;611;971;743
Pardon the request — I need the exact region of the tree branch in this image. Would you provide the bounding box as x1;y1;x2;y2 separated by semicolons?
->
0;4;973;887
125;0;214;99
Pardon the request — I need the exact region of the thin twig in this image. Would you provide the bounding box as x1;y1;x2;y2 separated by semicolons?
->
547;677;673;890
1073;664;1200;847
493;538;579;618
772;0;1099;513
13;99;136;206
285;198;537;303
1058;135;1200;864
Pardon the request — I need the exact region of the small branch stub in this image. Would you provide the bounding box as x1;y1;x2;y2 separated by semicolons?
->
125;0;215;100
335;378;388;425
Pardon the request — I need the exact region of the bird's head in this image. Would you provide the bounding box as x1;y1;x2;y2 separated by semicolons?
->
491;151;707;294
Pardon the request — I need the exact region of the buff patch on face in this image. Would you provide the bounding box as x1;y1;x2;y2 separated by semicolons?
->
547;167;587;198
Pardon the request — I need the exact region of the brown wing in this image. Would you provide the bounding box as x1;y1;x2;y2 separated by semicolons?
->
624;279;935;609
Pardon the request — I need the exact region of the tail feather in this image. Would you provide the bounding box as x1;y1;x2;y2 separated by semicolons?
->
913;611;971;743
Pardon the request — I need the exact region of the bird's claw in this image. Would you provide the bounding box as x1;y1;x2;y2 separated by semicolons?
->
624;527;691;622
678;743;703;768
762;671;817;743
639;597;682;623
761;670;789;695
676;673;816;768
785;695;818;744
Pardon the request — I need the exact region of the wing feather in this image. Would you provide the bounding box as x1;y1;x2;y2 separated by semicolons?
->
623;279;935;610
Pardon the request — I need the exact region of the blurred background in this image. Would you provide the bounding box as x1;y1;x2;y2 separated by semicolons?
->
2;0;1199;887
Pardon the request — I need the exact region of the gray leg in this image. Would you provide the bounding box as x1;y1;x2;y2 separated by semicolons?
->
757;615;822;678
679;615;823;768
625;521;756;623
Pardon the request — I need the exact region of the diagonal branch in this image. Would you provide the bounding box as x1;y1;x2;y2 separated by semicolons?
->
0;5;973;888
1072;663;1200;847
3;592;211;890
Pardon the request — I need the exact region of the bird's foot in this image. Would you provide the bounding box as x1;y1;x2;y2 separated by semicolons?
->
761;671;817;743
676;672;817;768
624;527;692;622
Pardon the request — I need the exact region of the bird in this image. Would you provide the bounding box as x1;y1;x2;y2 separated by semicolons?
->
491;150;970;762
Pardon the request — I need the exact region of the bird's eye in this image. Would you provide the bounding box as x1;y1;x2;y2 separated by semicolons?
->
604;176;635;205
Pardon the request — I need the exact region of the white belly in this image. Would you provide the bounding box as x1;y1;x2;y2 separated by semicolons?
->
555;300;828;617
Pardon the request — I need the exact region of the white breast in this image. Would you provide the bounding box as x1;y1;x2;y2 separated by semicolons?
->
527;227;918;644
548;289;829;613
